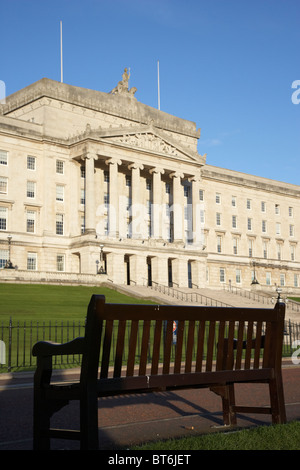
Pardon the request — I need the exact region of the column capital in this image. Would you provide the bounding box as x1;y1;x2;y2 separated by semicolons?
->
170;171;184;179
84;151;98;161
188;175;201;183
105;157;122;166
128;162;144;171
149;167;165;175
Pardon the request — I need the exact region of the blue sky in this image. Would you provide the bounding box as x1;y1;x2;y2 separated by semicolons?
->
1;0;299;185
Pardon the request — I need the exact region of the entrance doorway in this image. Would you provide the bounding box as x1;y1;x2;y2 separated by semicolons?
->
124;255;130;285
147;256;152;287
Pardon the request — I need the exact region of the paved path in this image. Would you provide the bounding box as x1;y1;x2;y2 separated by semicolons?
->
0;362;300;450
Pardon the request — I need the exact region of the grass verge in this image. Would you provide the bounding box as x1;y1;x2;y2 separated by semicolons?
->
131;421;300;450
0;283;154;322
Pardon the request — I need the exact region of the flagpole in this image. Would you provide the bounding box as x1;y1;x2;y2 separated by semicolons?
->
60;21;63;83
157;60;160;110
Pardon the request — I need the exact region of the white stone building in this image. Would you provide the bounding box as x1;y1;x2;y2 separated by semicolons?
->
0;74;299;293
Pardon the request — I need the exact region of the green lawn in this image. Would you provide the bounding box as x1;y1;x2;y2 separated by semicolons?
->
131;421;300;450
0;283;155;371
0;283;153;323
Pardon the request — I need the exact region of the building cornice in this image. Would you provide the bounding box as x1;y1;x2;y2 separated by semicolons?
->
202;165;300;197
1;78;200;140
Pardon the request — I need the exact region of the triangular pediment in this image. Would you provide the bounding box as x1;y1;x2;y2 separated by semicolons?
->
97;124;203;163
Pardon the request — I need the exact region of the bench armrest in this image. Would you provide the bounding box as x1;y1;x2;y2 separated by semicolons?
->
32;337;85;357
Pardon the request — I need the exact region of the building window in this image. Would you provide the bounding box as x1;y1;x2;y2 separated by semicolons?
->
276;223;281;235
216;213;221;226
247;218;252;231
56;160;64;174
277;243;282;260
263;241;268;259
289;225;294;237
248;239;253;257
289;207;293;217
27;181;36;198
217;235;222;253
0;249;9;268
80;189;86;205
200;210;205;224
184;185;190;198
26;210;35;233
275;204;280;215
104;192;109;209
56;185;64;202
56;213;64;235
80;166;85;178
216;193;221;204
266;272;271;286
232;196;236;207
247;199;251;210
290;245;296;261
0;207;7;230
57;254;65;272
27;252;37;270
199;189;204;201
0;150;8;166
233;238;238;255
80;215;85;234
280;273;285;287
0;177;8;194
262;220;267;233
232;215;237;229
236;269;241;284
219;268;226;283
294;274;299;288
104;170;109;183
261;201;266;212
27;156;36;170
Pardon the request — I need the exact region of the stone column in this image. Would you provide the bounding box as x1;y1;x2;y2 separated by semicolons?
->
129;163;144;239
150;167;164;239
106;158;121;238
189;176;202;246
170;172;184;243
85;152;97;234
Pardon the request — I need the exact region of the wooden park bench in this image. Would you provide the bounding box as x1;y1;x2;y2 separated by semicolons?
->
32;295;286;450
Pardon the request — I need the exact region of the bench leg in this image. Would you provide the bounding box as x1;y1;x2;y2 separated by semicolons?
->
80;390;99;450
210;384;237;426
269;373;286;424
33;395;51;450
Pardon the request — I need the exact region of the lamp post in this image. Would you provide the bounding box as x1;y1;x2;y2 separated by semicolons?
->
4;234;15;269
251;260;259;285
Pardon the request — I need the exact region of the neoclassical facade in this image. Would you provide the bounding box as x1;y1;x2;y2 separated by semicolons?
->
0;74;299;292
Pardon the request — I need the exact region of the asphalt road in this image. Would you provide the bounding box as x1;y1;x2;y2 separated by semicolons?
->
1;363;300;451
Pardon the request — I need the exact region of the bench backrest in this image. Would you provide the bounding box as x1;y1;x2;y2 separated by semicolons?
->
80;295;285;389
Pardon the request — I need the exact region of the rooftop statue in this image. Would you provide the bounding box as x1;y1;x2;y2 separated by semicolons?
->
110;68;137;97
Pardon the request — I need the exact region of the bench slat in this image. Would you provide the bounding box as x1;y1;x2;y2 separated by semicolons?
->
174;320;185;374
114;320;126;377
163;320;173;375
185;321;196;373
100;319;113;379
127;320;139;377
139;320;151;376
151;319;162;375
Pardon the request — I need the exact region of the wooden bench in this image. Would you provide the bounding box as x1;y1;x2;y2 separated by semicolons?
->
32;295;286;450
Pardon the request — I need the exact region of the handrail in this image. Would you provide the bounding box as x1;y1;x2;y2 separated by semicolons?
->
222;283;272;305
150;281;233;308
